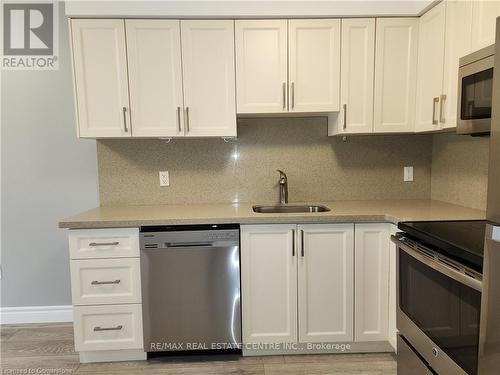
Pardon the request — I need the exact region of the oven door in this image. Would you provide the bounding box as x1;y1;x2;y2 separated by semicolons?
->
457;56;494;135
393;236;482;375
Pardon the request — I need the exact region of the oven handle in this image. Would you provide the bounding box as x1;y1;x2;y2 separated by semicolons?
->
391;235;482;292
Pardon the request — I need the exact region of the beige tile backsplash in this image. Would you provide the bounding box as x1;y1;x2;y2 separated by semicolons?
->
431;133;490;210
97;117;434;206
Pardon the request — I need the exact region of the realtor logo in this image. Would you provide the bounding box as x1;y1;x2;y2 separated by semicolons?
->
2;1;59;69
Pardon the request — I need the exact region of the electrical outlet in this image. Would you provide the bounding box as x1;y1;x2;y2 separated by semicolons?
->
404;166;414;182
159;171;170;187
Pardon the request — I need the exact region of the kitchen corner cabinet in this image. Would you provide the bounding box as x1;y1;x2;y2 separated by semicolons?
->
414;1;446;133
373;18;418;133
235;19;340;115
241;224;354;345
354;223;390;342
330;18;375;135
70;19;236;138
70;19;131;138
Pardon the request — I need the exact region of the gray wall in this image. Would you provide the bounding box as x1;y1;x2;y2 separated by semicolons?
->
1;5;99;307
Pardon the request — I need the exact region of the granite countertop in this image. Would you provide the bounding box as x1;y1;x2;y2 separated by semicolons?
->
59;200;486;229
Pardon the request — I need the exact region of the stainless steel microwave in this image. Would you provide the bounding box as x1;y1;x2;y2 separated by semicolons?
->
457;45;495;135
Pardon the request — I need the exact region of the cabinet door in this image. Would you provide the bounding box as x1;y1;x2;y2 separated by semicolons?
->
441;0;473;130
471;0;500;51
181;20;236;137
338;18;375;134
125;20;184;137
354;223;390;342
373;18;418;133
288;19;340;112
235;20;288;114
70;19;131;138
415;2;446;132
241;225;298;344
298;224;354;343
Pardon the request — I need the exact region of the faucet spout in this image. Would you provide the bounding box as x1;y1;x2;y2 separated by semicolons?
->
276;170;289;204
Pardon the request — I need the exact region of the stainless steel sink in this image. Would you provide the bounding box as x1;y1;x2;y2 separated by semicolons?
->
252;204;331;214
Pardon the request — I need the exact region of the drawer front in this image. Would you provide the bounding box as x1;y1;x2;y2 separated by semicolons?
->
71;258;141;305
73;304;144;352
69;228;139;259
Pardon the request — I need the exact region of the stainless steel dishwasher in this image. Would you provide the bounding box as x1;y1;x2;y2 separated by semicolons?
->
140;224;241;353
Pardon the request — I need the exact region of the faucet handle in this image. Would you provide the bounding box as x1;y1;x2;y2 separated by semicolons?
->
276;169;287;179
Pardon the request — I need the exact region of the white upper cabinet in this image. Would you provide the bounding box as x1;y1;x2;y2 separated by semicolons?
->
471;0;500;51
298;224;354;343
235;20;288;114
441;0;473;130
415;2;446;132
181;20;237;137
354;223;390;342
334;18;375;134
71;19;131;138
241;225;298;344
288;19;341;112
373;18;418;133
125;20;184;137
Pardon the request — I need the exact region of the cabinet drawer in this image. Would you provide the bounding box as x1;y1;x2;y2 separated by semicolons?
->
73;304;144;352
69;228;139;259
70;258;141;305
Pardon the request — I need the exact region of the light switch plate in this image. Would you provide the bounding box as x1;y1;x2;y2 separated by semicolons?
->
404;166;414;182
159;171;170;187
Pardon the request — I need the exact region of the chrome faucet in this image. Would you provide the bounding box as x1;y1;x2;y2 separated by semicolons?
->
277;170;288;204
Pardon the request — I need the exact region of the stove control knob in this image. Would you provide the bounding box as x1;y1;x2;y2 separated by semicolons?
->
432;347;439;357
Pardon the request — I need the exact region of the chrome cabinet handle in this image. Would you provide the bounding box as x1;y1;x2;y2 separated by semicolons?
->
343;104;347;130
301;230;305;257
185;107;190;133
91;279;121;285
292;229;295;257
291;82;295;109
89;242;119;247
439;94;446;124
177;106;182;133
122;107;128;132
282;82;286;110
432;97;439;125
94;325;123;332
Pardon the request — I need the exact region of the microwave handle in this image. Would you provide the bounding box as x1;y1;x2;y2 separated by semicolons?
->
391;235;482;292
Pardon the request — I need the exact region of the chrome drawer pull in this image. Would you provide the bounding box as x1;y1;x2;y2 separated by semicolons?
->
93;325;123;332
89;242;119;247
91;279;121;285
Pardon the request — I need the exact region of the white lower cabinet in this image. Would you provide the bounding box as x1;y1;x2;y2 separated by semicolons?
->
354;223;390;342
298;224;354;343
69;228;144;361
241;225;298;344
241;223;355;346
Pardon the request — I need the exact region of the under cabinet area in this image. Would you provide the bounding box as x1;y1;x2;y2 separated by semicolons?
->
240;222;395;353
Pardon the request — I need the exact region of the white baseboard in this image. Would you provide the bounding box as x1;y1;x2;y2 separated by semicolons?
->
0;305;73;324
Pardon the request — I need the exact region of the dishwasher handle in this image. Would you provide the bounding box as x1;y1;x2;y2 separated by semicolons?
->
165;242;214;248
